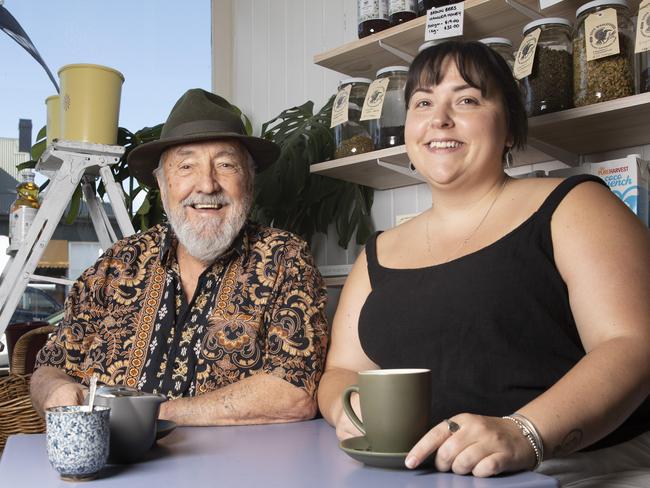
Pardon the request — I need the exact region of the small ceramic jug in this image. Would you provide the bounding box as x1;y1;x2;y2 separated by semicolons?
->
93;386;166;463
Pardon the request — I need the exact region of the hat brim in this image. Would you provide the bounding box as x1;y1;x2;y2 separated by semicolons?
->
127;132;280;188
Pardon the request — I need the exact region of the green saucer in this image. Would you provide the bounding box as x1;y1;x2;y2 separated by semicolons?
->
339;436;409;469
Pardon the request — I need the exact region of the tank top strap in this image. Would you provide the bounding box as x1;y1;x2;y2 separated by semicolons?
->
536;174;607;222
364;231;384;289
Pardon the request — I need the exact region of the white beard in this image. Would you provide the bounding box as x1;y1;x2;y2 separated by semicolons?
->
162;191;252;264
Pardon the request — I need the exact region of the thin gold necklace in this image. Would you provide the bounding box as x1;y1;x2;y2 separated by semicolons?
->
426;177;509;263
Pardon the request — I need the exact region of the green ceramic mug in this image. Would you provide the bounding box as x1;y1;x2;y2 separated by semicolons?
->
342;368;431;453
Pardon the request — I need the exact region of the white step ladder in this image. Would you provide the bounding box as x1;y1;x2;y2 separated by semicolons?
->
0;140;136;338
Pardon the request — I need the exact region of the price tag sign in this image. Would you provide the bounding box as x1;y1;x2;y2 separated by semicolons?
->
635;0;650;53
585;8;620;61
513;28;540;80
360;78;389;121
330;84;352;128
425;2;464;41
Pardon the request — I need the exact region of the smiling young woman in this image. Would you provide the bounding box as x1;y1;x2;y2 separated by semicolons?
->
317;41;650;487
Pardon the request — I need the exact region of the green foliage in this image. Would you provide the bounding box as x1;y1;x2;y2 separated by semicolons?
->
253;97;374;248
113;124;165;231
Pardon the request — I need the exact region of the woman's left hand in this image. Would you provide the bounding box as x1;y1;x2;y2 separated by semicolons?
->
405;413;538;477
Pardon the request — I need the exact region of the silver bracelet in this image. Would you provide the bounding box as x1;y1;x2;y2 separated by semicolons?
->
502;414;544;470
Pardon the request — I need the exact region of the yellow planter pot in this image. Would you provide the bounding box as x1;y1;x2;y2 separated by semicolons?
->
45;95;60;146
58;64;125;145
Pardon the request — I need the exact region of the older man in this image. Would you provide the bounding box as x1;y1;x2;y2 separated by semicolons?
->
31;89;328;426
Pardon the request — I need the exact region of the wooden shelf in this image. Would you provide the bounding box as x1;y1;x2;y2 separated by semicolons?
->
310;145;418;190
314;0;640;78
311;92;650;189
312;0;647;189
528;92;650;155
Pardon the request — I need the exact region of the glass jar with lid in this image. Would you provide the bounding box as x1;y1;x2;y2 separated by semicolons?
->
389;0;418;26
518;18;573;116
479;37;515;71
573;0;635;106
358;0;390;38
334;78;375;159
370;66;409;149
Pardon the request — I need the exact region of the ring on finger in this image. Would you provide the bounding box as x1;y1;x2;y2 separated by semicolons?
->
445;418;461;433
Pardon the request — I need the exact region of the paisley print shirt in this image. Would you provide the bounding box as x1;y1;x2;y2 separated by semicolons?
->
35;222;328;399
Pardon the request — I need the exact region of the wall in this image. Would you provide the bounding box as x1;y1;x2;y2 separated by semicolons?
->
212;0;650;271
212;0;361;269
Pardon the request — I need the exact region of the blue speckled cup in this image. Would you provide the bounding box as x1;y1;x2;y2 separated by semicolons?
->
45;405;110;481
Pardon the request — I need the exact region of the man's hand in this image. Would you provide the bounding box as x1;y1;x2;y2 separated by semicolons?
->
42;382;87;411
30;366;87;416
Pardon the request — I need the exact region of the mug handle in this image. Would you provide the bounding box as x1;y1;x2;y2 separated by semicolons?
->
341;385;365;435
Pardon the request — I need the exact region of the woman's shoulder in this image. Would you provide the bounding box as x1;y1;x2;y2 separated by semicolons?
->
376;211;427;248
507;175;610;217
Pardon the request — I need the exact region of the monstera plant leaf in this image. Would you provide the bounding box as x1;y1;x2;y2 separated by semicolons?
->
112;124;165;231
253;97;374;248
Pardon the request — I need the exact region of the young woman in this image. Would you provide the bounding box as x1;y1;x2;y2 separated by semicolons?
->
317;41;650;486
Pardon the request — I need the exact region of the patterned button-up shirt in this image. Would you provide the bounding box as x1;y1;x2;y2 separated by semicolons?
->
35;222;329;399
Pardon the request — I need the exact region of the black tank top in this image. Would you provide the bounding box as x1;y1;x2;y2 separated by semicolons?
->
359;175;649;449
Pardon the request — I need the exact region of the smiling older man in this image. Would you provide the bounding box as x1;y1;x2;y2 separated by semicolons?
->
30;89;328;426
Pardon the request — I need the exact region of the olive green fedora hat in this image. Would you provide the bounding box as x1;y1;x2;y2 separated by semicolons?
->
127;88;280;187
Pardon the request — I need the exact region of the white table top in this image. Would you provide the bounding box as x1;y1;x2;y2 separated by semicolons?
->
0;419;558;487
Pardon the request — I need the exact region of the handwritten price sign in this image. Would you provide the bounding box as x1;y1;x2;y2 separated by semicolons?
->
425;2;465;41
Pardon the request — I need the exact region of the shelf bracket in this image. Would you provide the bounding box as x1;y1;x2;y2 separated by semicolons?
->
527;137;581;167
376;158;427;182
377;40;415;64
504;0;543;20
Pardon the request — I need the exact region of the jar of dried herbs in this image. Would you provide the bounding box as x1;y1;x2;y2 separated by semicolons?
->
573;0;635;107
519;18;573;116
334;78;375;159
370;66;409;150
479;37;515;71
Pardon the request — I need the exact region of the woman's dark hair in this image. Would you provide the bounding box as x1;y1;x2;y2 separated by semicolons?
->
405;40;527;151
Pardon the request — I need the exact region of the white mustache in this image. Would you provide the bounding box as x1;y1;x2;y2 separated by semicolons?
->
181;194;231;207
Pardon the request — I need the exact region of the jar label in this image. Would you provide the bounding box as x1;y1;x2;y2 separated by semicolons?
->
513;28;540;80
585;8;620;61
389;0;418;15
635;0;650;53
331;84;352;128
8;206;38;251
358;0;390;22
425;2;464;41
360;78;390;121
